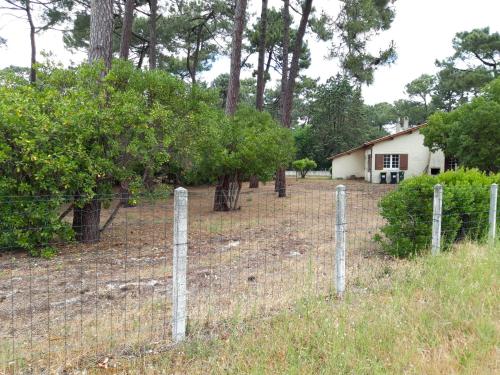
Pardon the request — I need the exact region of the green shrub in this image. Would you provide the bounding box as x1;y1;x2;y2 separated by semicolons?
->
292;158;317;178
0;197;73;257
377;168;499;258
0;60;222;254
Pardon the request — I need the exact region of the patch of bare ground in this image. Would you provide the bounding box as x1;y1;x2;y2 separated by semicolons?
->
0;178;396;373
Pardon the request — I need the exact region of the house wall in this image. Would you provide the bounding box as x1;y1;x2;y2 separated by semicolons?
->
331;149;365;179
369;129;445;183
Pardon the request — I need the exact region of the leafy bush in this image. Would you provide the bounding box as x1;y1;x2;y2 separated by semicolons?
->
377;169;499;258
292;158;317;178
0;60;222;254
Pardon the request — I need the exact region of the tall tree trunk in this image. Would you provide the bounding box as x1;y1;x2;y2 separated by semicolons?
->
118;0;136;207
224;0;247;116
88;0;114;70
214;0;247;210
277;0;313;198
275;0;291;195
280;0;290;121
282;0;313;129
25;0;36;83
119;0;135;60
255;0;268;111
149;0;158;69
74;0;114;243
250;0;268;189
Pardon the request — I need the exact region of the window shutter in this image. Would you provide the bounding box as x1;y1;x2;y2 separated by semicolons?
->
375;154;383;170
400;154;408;170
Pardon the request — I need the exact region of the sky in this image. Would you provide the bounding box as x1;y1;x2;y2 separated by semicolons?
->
1;0;499;104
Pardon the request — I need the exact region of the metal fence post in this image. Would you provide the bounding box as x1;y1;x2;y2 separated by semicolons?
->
172;187;188;342
489;183;498;245
335;185;346;298
432;184;443;255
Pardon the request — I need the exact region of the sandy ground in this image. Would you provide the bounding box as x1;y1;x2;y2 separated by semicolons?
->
0;178;396;373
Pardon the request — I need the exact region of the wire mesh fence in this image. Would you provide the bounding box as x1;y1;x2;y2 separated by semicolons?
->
0;180;497;373
0;194;174;374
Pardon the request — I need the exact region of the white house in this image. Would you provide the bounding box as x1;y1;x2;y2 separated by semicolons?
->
329;121;457;183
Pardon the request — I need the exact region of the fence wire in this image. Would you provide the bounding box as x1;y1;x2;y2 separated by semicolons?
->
0;181;497;373
1;194;173;374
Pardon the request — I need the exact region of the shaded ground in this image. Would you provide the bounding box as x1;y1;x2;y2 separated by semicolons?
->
0;179;395;373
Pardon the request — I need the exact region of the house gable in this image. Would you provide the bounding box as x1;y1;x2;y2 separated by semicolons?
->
328;124;427;161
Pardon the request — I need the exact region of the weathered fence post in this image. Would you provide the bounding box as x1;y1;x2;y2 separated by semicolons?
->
489;183;498;245
172;187;188;342
432;184;443;255
335;185;346;298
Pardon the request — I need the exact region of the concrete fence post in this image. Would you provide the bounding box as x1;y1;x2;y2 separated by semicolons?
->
432;184;443;255
489;183;498;245
335;185;346;298
172;187;188;342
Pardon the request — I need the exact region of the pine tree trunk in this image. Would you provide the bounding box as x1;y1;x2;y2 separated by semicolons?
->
89;0;114;69
74;0;113;243
275;0;291;197
255;0;268;111
119;0;135;60
280;0;290;119
277;0;313;198
214;0;247;210
149;0;158;69
225;0;248;116
282;0;313;129
250;0;268;190
72;197;101;243
25;0;36;83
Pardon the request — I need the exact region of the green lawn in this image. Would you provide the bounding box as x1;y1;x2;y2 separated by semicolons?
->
98;242;499;374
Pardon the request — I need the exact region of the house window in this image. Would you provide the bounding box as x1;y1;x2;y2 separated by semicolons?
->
391;154;399;169
445;157;459;171
383;154;399;169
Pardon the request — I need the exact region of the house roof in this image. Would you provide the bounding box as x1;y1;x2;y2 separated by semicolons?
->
327;123;427;161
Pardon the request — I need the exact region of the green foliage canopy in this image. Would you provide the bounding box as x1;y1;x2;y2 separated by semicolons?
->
452;27;500;77
405;74;435;114
328;0;397;84
422;78;500;173
196;106;295;184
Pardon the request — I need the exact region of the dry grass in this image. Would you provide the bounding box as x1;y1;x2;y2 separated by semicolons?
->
103;242;500;374
0;179;396;373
